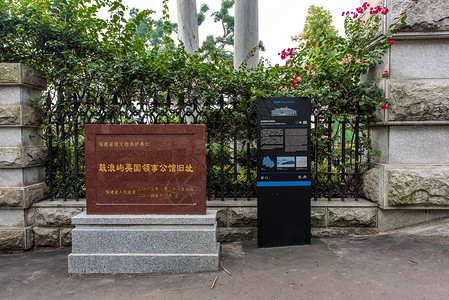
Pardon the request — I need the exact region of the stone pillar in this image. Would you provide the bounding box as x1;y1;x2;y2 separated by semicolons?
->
0;63;48;251
177;0;199;54
362;0;449;230
234;0;259;69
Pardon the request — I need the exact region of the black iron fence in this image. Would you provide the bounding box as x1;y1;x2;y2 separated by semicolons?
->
44;91;364;201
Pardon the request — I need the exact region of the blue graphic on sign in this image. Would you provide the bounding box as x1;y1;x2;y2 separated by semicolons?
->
262;156;275;168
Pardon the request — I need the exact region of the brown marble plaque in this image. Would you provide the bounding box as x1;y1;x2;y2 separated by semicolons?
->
85;125;206;215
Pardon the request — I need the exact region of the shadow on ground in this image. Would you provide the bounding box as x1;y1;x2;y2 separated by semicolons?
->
1;220;448;300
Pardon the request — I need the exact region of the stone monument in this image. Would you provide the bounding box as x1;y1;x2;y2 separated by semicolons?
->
68;124;219;274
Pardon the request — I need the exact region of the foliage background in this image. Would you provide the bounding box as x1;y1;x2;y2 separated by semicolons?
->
0;0;409;199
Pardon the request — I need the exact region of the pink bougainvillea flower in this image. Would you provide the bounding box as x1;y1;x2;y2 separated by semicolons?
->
387;40;396;45
381;103;389;109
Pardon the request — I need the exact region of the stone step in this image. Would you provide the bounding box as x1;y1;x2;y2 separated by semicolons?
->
68;210;220;274
69;243;220;275
72;226;218;254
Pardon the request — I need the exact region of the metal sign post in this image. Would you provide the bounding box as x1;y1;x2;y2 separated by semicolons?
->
257;97;311;247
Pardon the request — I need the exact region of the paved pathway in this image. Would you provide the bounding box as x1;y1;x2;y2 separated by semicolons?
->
1;218;448;300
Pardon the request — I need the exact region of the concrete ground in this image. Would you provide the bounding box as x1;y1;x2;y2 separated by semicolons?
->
1;218;448;300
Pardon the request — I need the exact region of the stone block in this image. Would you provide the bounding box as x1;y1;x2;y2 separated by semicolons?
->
0;86;20;105
391;0;449;32
0;105;20;125
378;208;449;231
370;126;388;164
362;167;382;205
390;39;449;79
228;207;257;227
69;249;220;274
311;207;326;228
22;128;44;146
23;166;45;186
388;80;449;121
0;167;45;187
328;208;377;228
0;86;43;105
0;209;25;227
0;64;20;84
21;87;44;105
23;146;47;167
60;227;73;246
0;128;23;147
387;168;449;206
209;208;228;227
33;227;59;247
22;106;42;126
36;207;82;227
0;228;24;250
0;128;43;147
0;63;46;89
0;169;25;187
0;147;22;168
388;126;449;164
0;188;24;207
72;225;218;254
21;65;46;89
25;183;48;206
217;227;255;242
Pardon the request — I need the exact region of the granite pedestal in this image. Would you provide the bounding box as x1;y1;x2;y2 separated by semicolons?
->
68;210;219;274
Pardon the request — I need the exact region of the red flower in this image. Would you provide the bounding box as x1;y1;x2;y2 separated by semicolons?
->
304;65;309;70
381;103;389;109
306;42;311;47
382;70;389;78
231;65;234;69
387;40;396;45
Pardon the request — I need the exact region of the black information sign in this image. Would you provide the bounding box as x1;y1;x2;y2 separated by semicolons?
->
257;97;311;247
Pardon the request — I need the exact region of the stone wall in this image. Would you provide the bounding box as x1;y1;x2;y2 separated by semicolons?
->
362;0;449;229
31;199;378;247
0;63;48;251
208;200;258;242
311;200;378;237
